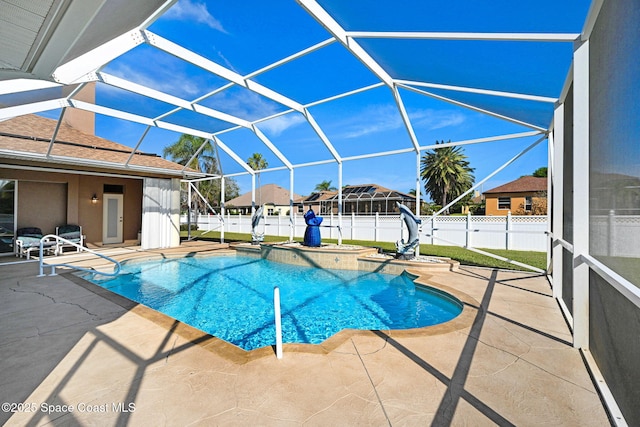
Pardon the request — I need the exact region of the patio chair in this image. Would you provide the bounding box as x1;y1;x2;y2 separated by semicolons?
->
55;224;84;255
14;227;56;259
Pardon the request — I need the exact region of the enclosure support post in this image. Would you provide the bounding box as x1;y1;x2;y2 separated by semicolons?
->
572;39;590;349
415;151;421;257
551;104;564;300
338;162;343;245
289;169;295;242
187;183;192;241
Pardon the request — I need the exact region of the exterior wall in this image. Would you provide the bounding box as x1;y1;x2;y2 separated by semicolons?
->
17;181;67;234
0;169;142;246
485;192;539;216
79;176;142;245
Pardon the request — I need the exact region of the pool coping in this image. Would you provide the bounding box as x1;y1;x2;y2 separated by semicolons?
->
68;249;479;365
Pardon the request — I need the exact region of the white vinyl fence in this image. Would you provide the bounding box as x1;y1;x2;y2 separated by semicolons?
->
182;212;550;252
590;213;640;258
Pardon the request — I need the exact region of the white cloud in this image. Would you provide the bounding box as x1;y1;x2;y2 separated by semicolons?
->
106;58;203;98
164;0;226;32
338;105;466;139
412;109;465;130
258;114;306;136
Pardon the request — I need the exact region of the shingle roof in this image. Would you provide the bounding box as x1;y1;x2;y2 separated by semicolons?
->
226;184;301;207
0;114;190;176
297;183;413;203
484;176;547;194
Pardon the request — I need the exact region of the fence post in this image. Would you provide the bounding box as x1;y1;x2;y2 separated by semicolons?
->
506;211;512;250
431;216;435;245
374;212;379;242
278;213;282;238
351;212;355;240
608;209;615;256
330;212;334;239
466;212;472;248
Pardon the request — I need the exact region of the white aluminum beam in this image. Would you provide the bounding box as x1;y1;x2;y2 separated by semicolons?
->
212;136;254;174
397;83;547;131
581;0;605;41
396;79;557;103
0;79;61;95
246;38;336;79
297;0;393;87
68;100;252;173
0;98;69;119
96;71;252;128
143;30;305;112
252;125;293;169
125;126;151;166
551;105;565;299
345;31;580;42
428;135;547;219
302;109;342;162
46;108;66;157
53;30;146;84
304;82;385;108
392;85;420;151
572;40;590;350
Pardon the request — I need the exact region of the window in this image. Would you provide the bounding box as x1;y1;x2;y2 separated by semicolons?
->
525;196;532;211
267;208;274;215
498;197;511;210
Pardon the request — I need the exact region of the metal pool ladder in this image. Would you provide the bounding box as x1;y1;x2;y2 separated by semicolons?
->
37;234;121;277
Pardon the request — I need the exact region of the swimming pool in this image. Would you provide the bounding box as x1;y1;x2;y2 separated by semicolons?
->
88;255;462;351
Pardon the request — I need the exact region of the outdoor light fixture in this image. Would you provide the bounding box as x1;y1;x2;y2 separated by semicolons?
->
91;194;98;204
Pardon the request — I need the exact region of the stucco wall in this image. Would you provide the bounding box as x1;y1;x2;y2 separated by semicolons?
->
485;193;534;216
0;169;142;246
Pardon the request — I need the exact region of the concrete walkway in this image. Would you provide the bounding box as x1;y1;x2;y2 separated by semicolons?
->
0;243;610;426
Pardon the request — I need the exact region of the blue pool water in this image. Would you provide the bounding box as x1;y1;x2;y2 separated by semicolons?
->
87;256;462;351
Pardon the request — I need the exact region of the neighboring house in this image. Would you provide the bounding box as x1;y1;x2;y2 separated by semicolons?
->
483;176;547;216
297;184;417;215
226;184;301;216
0;111;196;253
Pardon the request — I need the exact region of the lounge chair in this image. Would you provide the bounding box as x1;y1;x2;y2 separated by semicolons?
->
14;227;56;259
55;224;84;255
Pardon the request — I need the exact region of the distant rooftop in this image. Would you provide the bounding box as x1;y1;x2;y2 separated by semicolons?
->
484;176;547;194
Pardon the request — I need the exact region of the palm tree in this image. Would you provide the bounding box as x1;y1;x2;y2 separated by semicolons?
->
247;153;268;203
163;134;216;173
420;141;475;214
163;134;238;213
314;180;337;192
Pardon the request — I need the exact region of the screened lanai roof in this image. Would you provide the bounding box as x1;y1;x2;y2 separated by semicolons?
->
0;0;592;183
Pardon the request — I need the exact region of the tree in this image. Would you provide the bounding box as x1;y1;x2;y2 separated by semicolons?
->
532;167;548;178
314;180;337;192
163;134;239;213
247;152;268;190
420;141;475;214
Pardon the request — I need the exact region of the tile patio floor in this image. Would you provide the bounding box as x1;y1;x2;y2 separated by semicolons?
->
0;242;610;426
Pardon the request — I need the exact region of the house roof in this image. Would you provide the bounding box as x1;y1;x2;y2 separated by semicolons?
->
0;114;193;177
297;183;415;203
226;184;301;208
484;176;547;194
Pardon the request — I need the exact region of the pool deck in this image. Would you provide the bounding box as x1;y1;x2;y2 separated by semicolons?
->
0;241;611;426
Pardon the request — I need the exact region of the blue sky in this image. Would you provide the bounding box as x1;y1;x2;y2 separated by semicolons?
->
85;0;590;199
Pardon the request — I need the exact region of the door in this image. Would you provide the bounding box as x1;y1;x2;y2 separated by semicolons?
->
0;180;15;254
103;194;123;244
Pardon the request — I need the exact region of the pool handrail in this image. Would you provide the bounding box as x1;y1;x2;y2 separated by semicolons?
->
38;234;122;277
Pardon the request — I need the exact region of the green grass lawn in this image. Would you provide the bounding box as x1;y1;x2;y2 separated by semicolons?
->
182;230;547;272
